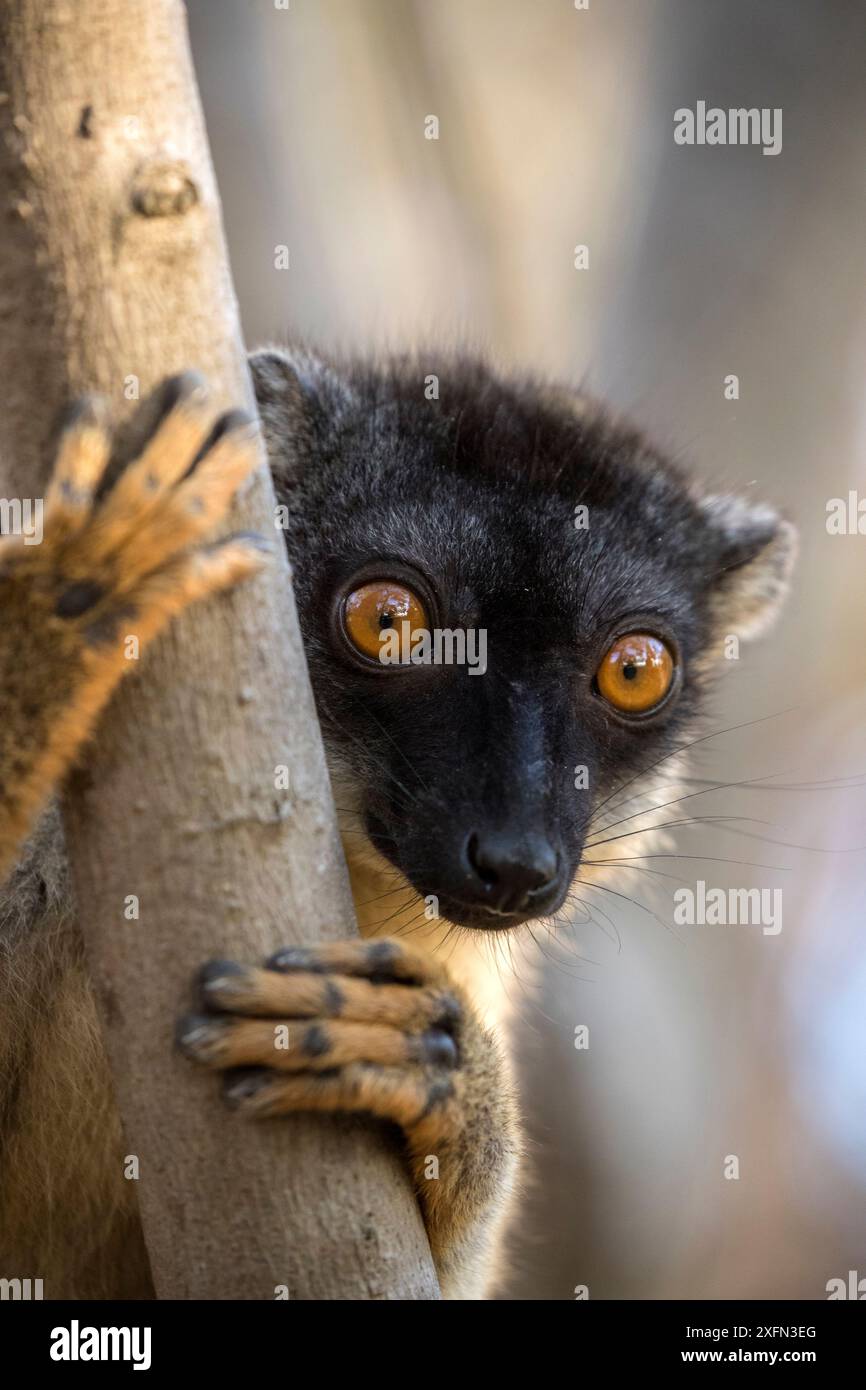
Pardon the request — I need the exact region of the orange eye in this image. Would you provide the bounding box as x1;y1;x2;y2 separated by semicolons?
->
596;632;675;714
342;580;429;664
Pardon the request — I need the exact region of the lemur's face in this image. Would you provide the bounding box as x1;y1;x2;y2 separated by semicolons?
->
254;351;794;933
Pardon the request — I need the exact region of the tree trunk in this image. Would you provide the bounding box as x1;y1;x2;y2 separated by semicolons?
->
0;0;438;1300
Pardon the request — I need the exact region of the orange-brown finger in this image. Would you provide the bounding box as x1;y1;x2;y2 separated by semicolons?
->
198;960;462;1034
222;1060;459;1134
81;416;260;587
44;399;111;535
176;1014;458;1072
89;375;213;549
265;937;450;987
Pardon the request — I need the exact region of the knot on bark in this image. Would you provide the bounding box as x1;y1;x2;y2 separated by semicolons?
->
130;159;198;217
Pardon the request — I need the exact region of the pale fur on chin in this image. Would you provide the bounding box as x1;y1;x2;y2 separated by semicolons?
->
329;749;688;1010
330;757;520;1026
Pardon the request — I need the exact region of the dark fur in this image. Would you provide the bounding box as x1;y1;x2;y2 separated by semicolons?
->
253;347;795;928
0;349;794;1298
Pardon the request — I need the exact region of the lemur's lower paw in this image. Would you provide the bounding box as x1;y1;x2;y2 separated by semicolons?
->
178;938;464;1139
0;374;267;863
178;936;520;1296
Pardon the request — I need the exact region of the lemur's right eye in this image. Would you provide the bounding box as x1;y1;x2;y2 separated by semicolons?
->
342;580;429;664
596;632;676;716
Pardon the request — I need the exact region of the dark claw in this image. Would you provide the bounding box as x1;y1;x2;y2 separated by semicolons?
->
59;395;107;432
417;1028;459;1069
187;409;257;474
211;407;256;438
198;958;245;987
223;1068;270;1106
175;1012;222;1056
159;370;208;414
197;959;249;1007
433;992;463;1035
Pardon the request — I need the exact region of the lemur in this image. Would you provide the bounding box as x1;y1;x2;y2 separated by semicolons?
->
0;351;795;1299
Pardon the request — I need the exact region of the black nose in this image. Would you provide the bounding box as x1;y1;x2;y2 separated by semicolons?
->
465;830;559;914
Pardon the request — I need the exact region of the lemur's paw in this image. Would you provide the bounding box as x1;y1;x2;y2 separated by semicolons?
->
177;938;473;1152
0;373;267;686
179;936;520;1289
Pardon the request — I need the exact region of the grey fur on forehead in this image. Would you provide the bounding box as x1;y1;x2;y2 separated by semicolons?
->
249;344;796;639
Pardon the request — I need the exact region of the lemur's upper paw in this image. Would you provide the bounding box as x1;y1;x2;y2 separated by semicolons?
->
177;938;472;1148
1;374;267;675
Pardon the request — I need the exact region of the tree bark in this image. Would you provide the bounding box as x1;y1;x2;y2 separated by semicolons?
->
0;0;438;1299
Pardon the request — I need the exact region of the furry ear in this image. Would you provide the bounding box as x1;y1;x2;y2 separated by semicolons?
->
248;346;358;483
248;347;315;480
699;494;797;640
248;347;298;407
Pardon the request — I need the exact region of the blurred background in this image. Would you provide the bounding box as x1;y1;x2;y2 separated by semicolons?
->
187;0;866;1299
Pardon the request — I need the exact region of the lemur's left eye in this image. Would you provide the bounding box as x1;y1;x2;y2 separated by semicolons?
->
342;580;429;663
596;632;676;715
